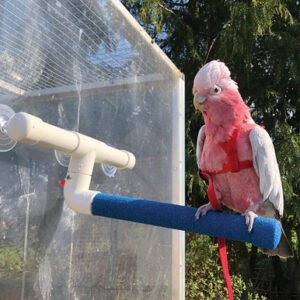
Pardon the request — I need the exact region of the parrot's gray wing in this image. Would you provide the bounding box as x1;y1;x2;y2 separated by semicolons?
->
249;126;284;216
196;125;206;168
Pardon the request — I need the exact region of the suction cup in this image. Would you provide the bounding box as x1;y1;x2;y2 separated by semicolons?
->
54;150;70;168
0;104;17;152
101;163;117;178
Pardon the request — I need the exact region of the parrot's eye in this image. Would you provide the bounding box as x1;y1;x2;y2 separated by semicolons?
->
211;85;222;95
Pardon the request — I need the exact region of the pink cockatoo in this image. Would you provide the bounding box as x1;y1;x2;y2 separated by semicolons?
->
193;60;293;257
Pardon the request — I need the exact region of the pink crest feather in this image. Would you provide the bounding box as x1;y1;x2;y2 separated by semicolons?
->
193;60;237;95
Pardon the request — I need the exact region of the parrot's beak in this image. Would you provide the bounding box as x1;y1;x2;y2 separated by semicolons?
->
193;94;206;111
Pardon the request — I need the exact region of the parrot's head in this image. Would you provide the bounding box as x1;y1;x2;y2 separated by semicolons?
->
192;60;251;126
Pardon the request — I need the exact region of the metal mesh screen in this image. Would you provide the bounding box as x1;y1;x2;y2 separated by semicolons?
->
0;1;185;299
0;0;170;95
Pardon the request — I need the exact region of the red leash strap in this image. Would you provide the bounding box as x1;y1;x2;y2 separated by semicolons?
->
200;171;234;300
218;238;234;300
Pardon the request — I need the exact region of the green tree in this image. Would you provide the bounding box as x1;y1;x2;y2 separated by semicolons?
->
122;1;300;299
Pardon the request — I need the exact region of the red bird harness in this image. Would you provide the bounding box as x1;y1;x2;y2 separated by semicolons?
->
199;127;254;300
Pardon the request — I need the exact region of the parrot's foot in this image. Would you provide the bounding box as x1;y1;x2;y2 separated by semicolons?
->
194;203;213;220
243;211;258;232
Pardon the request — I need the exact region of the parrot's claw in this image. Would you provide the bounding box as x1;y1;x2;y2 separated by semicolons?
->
194;203;213;220
243;211;258;232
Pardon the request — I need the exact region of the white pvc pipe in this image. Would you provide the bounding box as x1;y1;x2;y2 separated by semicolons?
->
6;112;136;169
5;111;136;215
64;171;97;215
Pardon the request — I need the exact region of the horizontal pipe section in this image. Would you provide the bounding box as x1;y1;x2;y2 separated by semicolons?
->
6;112;135;169
91;193;281;250
6;112;78;151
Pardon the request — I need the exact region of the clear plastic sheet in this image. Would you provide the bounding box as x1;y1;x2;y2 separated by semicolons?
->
0;1;185;299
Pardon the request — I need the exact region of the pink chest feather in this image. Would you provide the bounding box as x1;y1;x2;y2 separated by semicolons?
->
200;127;262;213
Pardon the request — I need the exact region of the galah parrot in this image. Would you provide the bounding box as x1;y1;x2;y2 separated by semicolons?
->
193;60;293;258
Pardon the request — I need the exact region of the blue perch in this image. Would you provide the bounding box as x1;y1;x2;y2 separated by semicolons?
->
91;193;281;250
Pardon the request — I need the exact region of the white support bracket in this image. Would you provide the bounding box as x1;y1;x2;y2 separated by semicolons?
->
4;111;136;215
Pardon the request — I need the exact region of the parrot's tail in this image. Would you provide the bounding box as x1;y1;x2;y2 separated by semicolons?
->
262;223;293;258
